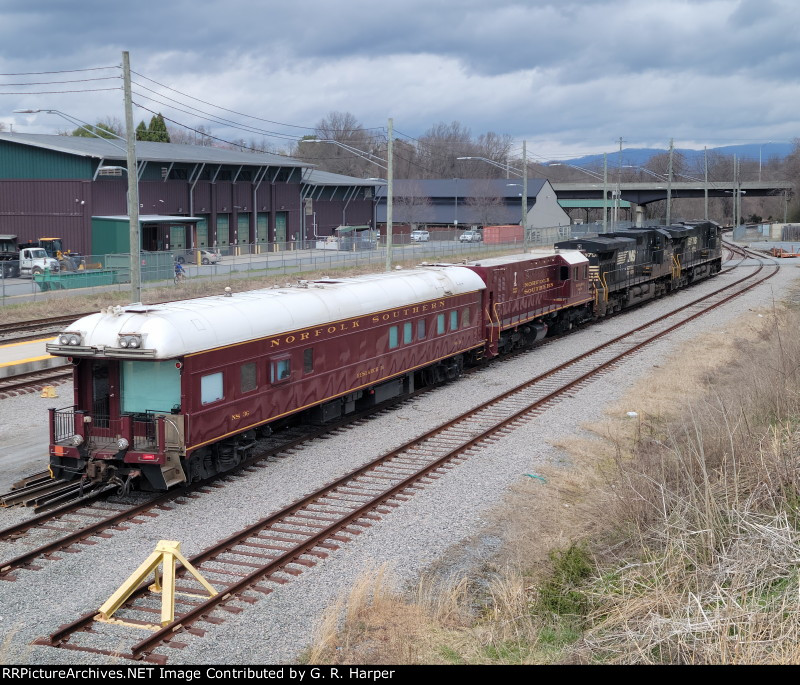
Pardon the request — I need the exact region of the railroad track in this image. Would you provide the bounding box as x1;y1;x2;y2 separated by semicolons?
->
0;314;84;345
29;247;778;663
0;398;441;580
0;365;72;397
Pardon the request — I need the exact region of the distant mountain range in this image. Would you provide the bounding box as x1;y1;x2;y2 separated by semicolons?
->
552;143;794;170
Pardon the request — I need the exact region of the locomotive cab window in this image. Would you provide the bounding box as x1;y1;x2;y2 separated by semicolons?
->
560;265;570;280
201;372;224;405
240;362;257;394
270;358;291;383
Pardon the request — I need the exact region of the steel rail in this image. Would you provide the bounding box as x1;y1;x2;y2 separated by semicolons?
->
36;248;778;662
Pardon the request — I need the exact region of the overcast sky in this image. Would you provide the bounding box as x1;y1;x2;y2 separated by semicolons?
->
1;0;797;161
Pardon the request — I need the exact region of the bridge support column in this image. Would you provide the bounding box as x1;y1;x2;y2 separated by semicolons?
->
632;203;645;227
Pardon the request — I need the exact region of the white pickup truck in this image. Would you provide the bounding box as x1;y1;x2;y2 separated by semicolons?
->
19;247;60;278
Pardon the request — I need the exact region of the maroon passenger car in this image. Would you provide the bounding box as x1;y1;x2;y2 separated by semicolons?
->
46;266;487;490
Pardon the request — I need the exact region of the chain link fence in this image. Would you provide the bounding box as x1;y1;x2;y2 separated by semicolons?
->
0;224;625;304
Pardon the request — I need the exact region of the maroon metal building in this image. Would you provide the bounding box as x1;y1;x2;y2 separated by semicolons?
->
0;133;382;256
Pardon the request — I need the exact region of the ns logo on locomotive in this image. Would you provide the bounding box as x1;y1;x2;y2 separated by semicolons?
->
45;222;721;492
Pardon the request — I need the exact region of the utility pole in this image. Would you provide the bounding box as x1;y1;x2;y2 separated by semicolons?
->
666;138;674;226
614;136;623;229
602;153;607;234
122;51;141;303
522;140;528;251
385;117;393;272
704;146;708;221
734;155;741;228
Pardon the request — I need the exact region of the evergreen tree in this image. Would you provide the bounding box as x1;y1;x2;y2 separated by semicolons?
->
136;120;150;141
148;114;170;143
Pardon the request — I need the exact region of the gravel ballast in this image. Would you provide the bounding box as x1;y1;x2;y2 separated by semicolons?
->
0;256;796;664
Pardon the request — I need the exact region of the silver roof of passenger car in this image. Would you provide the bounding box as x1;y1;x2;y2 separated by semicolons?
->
55;266;486;359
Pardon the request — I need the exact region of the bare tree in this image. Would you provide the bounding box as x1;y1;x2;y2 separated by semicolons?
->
465;179;507;226
65;115;124;139
781;138;800;220
390;138;421;179
167;123;215;147
416;121;475;179
646;150;686;179
393;181;433;229
292;111;380;177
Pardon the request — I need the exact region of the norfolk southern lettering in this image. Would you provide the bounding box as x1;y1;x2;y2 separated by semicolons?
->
266;300;447;348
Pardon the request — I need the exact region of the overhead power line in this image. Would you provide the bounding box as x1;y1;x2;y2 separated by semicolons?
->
131;84;306;142
132;69;385;134
0;66;118;76
132;102;306;159
0;76;120;86
0;87;121;95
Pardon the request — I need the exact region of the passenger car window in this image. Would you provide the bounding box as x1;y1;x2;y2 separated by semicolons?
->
461;308;470;327
418;319;426;339
389;325;399;349
403;322;413;344
240;362;257;393
450;311;458;331
437;314;445;334
201;372;224;405
270;359;291;383
304;348;314;373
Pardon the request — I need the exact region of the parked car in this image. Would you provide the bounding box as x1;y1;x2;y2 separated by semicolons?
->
459;230;483;243
175;249;222;265
410;230;430;242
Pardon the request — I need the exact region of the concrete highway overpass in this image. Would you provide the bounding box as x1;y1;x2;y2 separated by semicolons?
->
552;180;792;204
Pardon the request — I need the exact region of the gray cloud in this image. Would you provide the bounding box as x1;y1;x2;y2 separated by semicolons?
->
1;0;797;158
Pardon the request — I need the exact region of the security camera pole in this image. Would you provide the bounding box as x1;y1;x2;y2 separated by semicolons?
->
122;51;142;303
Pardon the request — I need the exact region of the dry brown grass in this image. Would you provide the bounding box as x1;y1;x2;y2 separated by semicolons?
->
567;304;800;664
305;566;450;665
305;297;800;665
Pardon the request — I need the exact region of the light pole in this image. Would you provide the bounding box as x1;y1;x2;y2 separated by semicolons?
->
546;162;604;181
548;161;607;231
453;178;458;229
457;156;524;178
622;165;668;181
305;131;393;271
13;108;127;145
522;141;528;252
304;139;388;171
14;104;141;302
